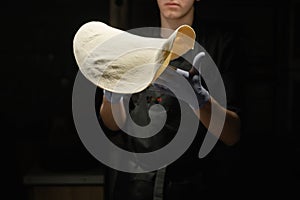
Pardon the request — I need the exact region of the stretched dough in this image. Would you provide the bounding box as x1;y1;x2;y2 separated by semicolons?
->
73;21;195;94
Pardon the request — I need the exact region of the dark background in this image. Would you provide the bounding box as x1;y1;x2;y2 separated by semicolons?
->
1;0;299;199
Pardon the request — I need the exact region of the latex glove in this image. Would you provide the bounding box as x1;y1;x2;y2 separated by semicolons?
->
188;52;210;109
103;89;126;104
153;52;210;109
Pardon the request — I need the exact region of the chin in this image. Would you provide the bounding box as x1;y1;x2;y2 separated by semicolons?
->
163;12;181;20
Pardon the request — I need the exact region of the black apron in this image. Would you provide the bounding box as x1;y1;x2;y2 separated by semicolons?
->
102;19;243;200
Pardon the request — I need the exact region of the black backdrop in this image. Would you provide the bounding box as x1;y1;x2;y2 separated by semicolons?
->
1;0;299;199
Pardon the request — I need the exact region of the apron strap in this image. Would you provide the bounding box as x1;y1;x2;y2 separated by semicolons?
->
153;167;167;200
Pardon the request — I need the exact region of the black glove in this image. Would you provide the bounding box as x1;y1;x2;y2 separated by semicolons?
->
103;90;126;103
153;52;210;109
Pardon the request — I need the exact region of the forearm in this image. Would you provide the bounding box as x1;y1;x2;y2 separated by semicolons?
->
99;96;127;131
195;98;241;146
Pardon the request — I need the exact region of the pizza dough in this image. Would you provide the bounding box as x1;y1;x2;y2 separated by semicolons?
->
73;21;195;94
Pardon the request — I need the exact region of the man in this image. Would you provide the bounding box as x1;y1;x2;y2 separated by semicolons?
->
99;0;242;199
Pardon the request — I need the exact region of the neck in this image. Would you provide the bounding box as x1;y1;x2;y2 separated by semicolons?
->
160;7;194;38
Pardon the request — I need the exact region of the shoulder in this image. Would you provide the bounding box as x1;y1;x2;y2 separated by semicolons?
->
195;19;240;48
193;20;243;72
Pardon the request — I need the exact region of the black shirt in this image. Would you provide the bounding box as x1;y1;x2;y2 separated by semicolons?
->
101;19;243;200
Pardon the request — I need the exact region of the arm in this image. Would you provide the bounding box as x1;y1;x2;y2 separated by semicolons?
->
153;52;241;146
189;52;240;146
99;91;127;131
194;97;240;146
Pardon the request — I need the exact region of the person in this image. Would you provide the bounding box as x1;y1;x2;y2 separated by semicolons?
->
98;0;243;199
